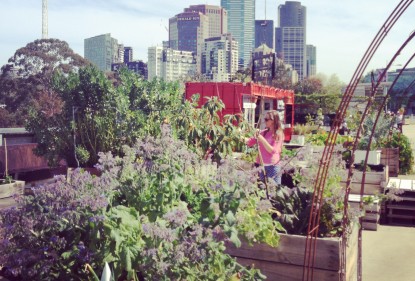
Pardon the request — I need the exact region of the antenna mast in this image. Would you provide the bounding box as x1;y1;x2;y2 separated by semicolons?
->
265;0;267;21
42;0;48;39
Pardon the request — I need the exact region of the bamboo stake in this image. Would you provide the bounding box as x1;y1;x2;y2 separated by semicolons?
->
4;138;7;177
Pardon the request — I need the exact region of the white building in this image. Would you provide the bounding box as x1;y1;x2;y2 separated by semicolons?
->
147;46;196;82
201;34;238;82
84;33;123;71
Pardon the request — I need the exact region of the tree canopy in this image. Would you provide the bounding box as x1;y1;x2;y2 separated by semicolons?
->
0;39;90;127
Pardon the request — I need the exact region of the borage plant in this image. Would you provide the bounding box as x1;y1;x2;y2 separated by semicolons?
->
0;126;283;280
89;126;283;280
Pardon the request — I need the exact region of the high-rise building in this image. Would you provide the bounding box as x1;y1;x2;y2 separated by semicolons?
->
306;44;316;77
124;47;133;63
169;12;208;54
84;33;122;71
169;11;208;72
147;46;196;82
184;5;228;38
148;46;164;80
202;33;238;82
255;20;274;49
221;0;255;69
275;1;307;80
111;61;148;79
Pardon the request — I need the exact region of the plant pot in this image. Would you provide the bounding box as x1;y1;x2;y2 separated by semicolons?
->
0;180;25;199
226;224;358;281
354;150;381;165
290;135;305;146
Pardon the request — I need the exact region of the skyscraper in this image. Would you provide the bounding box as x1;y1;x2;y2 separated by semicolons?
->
124;47;133;63
221;0;255;69
306;44;316;77
84;33;122;71
184;5;228;38
169;12;208;54
255;20;274;49
169;11;208;72
275;1;307;79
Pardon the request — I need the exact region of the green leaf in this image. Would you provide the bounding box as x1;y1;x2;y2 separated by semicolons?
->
225;211;236;226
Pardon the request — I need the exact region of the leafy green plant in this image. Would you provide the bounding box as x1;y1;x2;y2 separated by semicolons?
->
293;123;313;135
1;132;276;280
2;175;14;184
276;145;356;237
380;132;414;174
175;95;251;162
357;111;394;150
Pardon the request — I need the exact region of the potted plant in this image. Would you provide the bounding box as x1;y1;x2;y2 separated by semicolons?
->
353;111;394;166
0;138;25;199
290;124;310;145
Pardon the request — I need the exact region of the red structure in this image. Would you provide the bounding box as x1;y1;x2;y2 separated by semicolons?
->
185;82;295;141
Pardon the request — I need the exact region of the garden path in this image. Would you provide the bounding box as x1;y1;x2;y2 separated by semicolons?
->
362;121;415;281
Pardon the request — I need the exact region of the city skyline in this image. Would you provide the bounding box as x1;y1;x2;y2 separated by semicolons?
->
1;0;414;83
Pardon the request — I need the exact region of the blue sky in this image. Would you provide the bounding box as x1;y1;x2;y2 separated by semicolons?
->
1;0;414;83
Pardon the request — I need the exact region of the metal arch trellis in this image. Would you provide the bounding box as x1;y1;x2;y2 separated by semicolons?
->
347;30;415;281
302;1;414;281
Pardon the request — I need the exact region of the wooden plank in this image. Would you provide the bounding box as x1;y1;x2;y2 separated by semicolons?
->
342;171;386;185
226;234;342;271
386;178;401;189
341;182;383;195
387;204;415;211
399;180;413;191
387;214;415;219
362;221;378;231
348;196;380;213
234;257;341;281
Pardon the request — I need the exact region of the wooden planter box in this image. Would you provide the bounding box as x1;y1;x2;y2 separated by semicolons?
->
0;180;25;199
354;150;381;165
341;168;388;195
226;225;358;281
290;135;305;146
380;148;399;177
348;194;380;231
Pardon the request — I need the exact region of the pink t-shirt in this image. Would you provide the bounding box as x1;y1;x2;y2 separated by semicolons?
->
246;129;283;165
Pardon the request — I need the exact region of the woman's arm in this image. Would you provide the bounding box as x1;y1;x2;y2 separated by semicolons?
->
257;133;274;153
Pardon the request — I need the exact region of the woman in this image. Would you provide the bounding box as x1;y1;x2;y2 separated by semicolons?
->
246;110;284;185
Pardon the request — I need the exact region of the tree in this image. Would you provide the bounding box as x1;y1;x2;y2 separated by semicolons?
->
320;74;343;114
271;60;294;90
294;75;343;115
0;39;90;127
26;66;185;167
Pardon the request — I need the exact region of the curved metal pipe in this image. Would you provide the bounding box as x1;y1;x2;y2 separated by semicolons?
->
302;1;414;281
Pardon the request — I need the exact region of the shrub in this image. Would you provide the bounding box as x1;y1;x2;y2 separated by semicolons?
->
380;132;414;174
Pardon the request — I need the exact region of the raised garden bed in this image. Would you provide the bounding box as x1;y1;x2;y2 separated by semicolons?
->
348;194;380;231
380;148;399;177
226;225;358;281
0;180;25;199
354;150;381;165
341;168;388;195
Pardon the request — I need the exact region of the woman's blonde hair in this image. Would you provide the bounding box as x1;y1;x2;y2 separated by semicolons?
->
265;110;283;140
